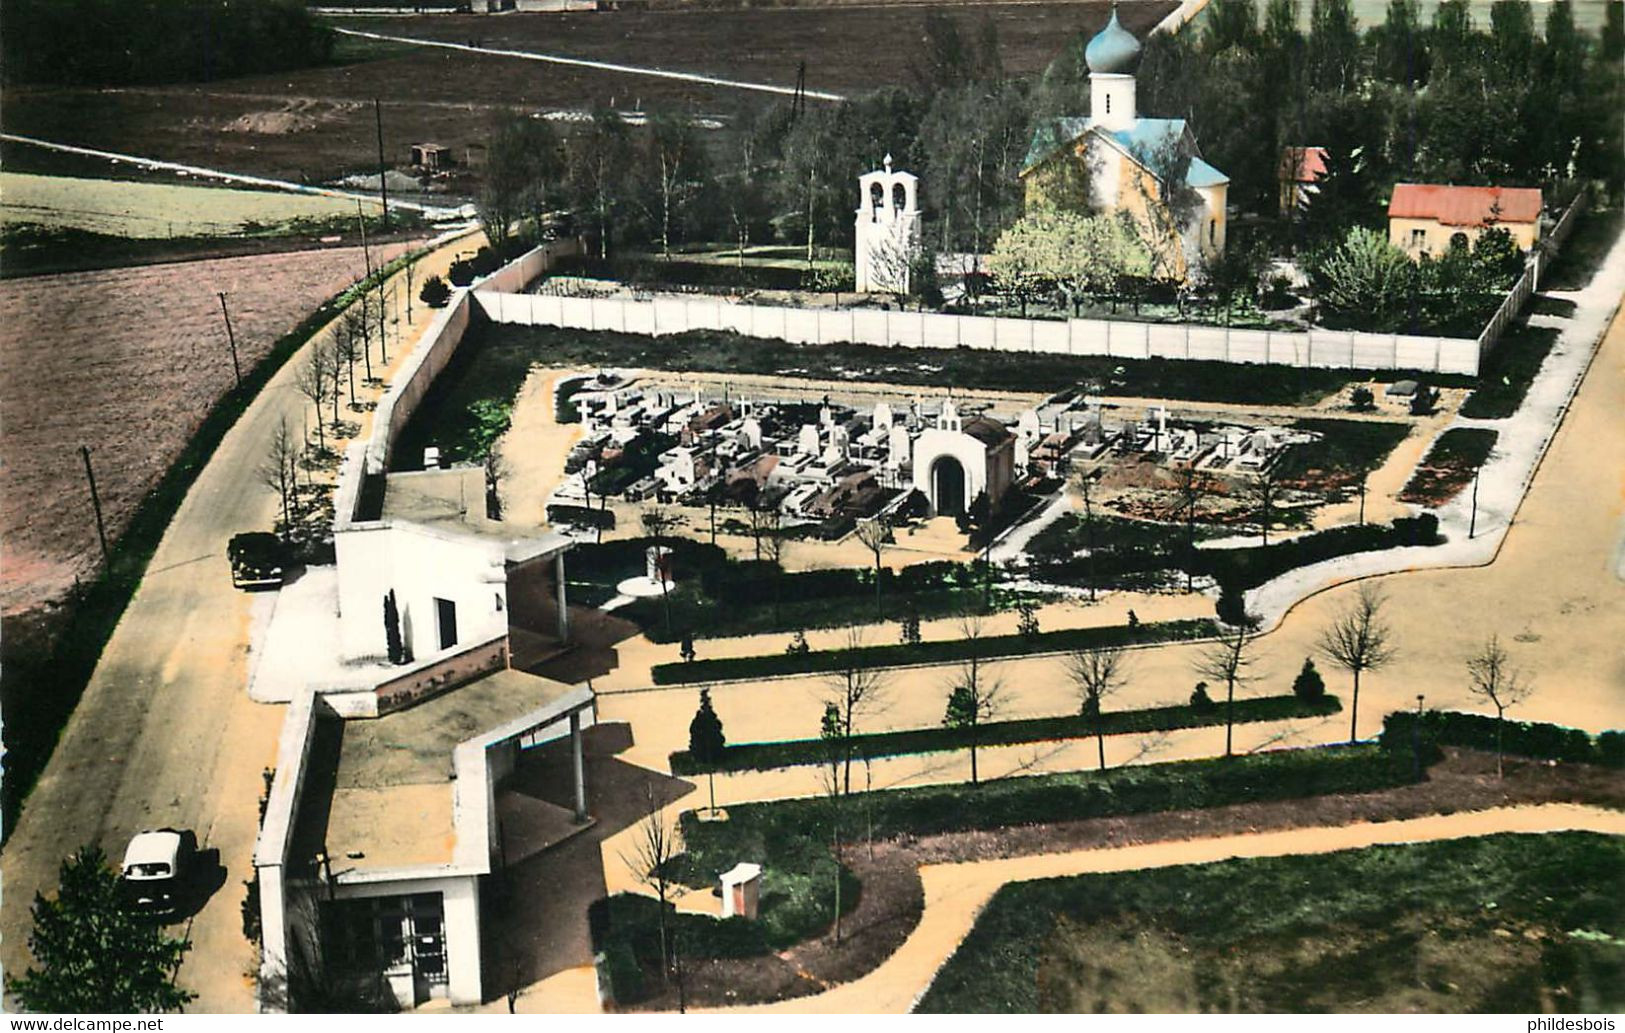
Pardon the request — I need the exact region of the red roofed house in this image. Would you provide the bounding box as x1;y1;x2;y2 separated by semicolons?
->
1387;183;1543;260
1278;147;1328;217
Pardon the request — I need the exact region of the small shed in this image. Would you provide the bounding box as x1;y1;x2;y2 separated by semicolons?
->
411;143;449;171
720;863;762;920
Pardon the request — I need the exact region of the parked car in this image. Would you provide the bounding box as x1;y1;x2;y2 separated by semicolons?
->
119;828;193;915
228;532;285;590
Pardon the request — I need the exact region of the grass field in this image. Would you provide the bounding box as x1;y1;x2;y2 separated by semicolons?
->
0;2;1174;185
0;172;381;238
918;831;1625;1013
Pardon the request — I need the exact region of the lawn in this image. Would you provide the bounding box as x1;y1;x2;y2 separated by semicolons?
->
462;321;1357;407
1273;418;1413;491
0;172;380;237
917;832;1625;1013
1398;428;1499;506
1460;322;1559;419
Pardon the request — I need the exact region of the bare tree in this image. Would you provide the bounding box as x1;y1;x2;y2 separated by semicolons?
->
1317;584;1398;744
1075;465;1100;602
295;343;333;452
942;613;1004;784
815;750;847;946
322;336;344;430
1465;634;1534;778
620;782;681;984
854;516;890;621
333;322;361;410
260;417;299;538
341;304;372;384
1065;645;1131;770
1193;619;1261;757
823;626;891;793
641;504;677;635
1166;465;1216;592
745;493;776;562
1248;465;1283;546
758;506;788;621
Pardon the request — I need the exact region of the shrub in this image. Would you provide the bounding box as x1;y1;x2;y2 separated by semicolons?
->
470;246;503;277
1350;385;1375;411
1190;681;1215;711
448;259;477;287
1597;731;1625;769
700;745;1416;847
1292;658;1326;702
600;941;645;1004
1379;710;1607;765
419;275;451;308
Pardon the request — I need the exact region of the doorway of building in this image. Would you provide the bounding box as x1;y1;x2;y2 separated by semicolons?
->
434;598;458;651
931;456;966;518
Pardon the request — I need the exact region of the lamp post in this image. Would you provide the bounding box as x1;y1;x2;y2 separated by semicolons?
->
1413;693;1426;781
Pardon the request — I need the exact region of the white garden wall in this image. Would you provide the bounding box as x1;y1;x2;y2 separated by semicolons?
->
471;285;1485;375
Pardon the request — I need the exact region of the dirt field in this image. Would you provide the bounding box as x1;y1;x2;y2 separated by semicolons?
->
0;242;413;617
0;171;380;237
0;2;1175;184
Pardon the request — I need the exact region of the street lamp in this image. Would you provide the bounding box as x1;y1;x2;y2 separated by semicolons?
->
1413;693;1426;780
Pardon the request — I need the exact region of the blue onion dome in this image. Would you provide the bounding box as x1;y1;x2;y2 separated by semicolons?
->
1085;5;1142;74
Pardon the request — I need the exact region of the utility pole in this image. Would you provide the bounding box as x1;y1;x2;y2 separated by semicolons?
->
217;291;242;389
357;200;374;281
374;97;391;231
80;445;110;568
1469;466;1481;538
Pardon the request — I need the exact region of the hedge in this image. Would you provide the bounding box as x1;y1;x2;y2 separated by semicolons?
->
688;744;1412;852
1380;710;1622;767
650;618;1220;684
668;694;1343;775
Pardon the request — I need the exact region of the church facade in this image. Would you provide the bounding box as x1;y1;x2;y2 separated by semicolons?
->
1019;7;1229;282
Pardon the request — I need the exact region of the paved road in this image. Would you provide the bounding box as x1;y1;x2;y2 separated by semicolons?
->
0;236;473;1010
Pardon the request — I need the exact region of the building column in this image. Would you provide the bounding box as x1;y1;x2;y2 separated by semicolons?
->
554;551;570;644
443;879;483;1006
570;710;588;823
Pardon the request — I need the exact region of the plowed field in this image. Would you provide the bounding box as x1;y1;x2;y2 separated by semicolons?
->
0;243;412;615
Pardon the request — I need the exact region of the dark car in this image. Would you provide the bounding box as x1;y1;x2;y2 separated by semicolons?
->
228;532;285;590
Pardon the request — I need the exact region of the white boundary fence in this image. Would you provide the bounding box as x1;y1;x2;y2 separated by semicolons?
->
468;193;1592;384
1478;191;1587;353
472;287;1485;375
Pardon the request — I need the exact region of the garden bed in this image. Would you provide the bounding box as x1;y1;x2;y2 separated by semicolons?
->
1398;428;1498;506
668;694;1342;775
461;322;1365;408
651;618;1220;684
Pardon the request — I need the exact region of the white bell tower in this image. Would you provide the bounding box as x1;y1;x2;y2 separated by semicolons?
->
854;154;920;294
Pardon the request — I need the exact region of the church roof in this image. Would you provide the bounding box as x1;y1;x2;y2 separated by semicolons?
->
1022;117;1230;189
1085;5;1142;74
